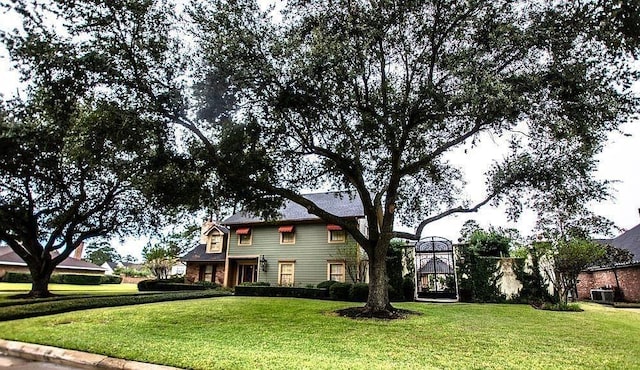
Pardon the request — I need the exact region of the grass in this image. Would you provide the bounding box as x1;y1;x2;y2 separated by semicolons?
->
0;290;232;321
0;282;139;295
0;298;638;369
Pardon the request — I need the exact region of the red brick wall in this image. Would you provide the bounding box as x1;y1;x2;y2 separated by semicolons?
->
577;265;640;302
185;263;200;283
184;262;225;285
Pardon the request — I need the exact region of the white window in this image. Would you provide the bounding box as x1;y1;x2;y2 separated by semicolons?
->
278;262;295;286
279;225;296;244
236;228;252;245
328;262;346;282
327;224;346;243
206;234;223;253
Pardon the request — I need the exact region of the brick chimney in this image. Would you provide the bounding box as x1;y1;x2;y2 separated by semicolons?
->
73;242;85;259
200;220;215;244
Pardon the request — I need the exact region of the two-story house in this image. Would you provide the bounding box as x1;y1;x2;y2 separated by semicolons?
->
182;191;368;288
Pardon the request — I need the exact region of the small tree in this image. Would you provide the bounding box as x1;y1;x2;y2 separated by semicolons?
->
333;241;368;283
83;241;122;266
539;239;605;304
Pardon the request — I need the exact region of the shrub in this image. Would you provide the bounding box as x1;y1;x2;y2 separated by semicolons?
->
137;279;206;291
349;283;369;302
235;286;329;299
329;282;352;301
99;275;123;284
194;281;220;289
3;272;33;283
239;281;270;286
317;280;339;289
538;302;583;312
49;274;103;285
402;276;415;301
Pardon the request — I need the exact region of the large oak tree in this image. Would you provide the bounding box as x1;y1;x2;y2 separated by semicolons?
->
181;0;638;314
0;0;202;297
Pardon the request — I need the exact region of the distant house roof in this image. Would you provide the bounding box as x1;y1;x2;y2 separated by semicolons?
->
0;246;105;272
222;191;365;226
181;244;226;263
608;223;640;263
418;257;454;274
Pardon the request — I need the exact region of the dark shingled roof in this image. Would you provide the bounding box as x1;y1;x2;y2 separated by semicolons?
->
418;257;454;274
222;191;364;226
181;244;226;262
609;223;640;263
0;246;105;271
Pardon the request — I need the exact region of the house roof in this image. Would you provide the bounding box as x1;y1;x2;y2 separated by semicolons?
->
181;244;226;263
203;224;229;235
0;246;105;271
222;191;365;226
609;223;640;263
418;257;454;274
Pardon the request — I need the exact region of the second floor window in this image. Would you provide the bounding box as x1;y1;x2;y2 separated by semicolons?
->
278;225;295;244
327;224;346;243
236;228;252;245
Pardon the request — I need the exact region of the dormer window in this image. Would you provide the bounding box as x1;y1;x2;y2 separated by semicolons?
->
278;225;295;244
206;233;223;253
236;228;252;245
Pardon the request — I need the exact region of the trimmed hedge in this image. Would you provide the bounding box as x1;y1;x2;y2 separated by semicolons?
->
235;286;329;299
350;283;369;302
137;279;207;291
329;282;352;301
3;272;33;283
51;274;102;285
3;272;107;285
316;280;339;289
99;275;123;284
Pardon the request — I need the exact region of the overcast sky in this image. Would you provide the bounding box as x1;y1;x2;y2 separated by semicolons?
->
1;6;638;260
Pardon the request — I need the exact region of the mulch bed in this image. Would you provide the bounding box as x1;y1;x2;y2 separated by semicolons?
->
335;306;420;320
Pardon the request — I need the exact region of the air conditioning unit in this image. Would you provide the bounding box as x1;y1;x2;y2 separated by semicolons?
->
590;289;614;303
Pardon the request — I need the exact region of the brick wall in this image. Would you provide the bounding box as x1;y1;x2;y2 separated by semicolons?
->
185;263;200;283
577;264;640;302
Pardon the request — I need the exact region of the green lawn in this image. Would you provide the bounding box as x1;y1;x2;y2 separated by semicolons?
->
0;297;638;369
0;282;139;297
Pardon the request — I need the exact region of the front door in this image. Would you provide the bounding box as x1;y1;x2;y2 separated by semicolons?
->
237;264;258;285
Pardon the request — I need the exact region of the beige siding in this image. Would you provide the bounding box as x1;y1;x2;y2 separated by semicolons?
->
228;223;358;286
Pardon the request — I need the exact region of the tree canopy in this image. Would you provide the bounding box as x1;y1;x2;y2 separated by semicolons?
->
2;0;638;311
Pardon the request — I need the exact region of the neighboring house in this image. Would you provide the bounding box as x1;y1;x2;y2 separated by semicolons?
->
182;222;229;285
221;191;367;288
0;246;105;278
577;221;640;302
101;261;119;275
101;261;148;276
171;261;186;276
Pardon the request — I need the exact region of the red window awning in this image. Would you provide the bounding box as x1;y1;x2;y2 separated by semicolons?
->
278;225;294;233
236;228;251;235
327;224;343;231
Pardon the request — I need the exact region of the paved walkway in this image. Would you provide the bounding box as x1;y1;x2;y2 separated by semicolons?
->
0;353;85;369
0;339;182;369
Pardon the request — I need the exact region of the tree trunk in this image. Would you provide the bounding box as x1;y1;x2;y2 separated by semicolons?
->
29;263;54;298
365;240;394;314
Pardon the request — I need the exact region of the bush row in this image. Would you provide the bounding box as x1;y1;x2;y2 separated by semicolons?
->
2;272;122;285
235;285;329;299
